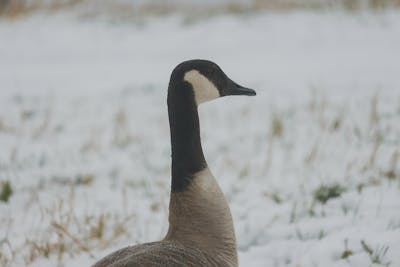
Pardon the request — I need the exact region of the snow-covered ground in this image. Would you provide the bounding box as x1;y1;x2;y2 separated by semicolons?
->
0;10;400;267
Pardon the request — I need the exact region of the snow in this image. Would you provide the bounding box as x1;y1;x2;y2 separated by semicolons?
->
0;10;400;267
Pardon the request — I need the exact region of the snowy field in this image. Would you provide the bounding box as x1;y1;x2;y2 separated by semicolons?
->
1;10;400;267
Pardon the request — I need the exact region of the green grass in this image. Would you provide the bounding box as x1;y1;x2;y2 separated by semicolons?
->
313;184;345;204
0;181;13;203
361;240;391;266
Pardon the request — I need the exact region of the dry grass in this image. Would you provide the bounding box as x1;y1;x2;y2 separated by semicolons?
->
1;0;400;20
0;180;134;267
0;0;85;18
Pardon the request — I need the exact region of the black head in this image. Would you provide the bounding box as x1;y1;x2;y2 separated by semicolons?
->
169;59;256;105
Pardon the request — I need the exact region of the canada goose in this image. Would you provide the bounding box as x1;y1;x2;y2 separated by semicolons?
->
92;59;256;267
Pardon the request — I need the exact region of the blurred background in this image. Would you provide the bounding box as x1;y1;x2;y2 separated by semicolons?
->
1;0;400;17
0;1;399;267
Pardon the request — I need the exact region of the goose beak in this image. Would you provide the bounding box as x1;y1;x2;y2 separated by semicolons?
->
223;78;256;96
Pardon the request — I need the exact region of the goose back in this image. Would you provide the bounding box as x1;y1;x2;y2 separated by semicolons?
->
92;240;209;267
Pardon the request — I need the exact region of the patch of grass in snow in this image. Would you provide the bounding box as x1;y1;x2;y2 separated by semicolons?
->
387;219;400;230
271;114;284;138
304;141;320;164
340;239;354;260
0;181;13;202
89;215;105;240
361;240;391;266
382;150;399;181
289;202;297;223
313;184;345;204
2;0;400;21
2;182;135;266
25;237;66;264
340;200;361;216
50;174;94;186
0;0;84;18
112;109;132;148
21;212;132;265
295;228;327;241
0;239;13;266
75;174;94;186
263;191;282;204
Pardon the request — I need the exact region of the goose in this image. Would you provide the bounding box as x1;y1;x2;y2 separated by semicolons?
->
92;59;256;267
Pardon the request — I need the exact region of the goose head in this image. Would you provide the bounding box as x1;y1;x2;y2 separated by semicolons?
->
168;59;256;105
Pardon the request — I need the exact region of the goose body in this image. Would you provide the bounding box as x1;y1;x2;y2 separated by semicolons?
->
92;60;256;267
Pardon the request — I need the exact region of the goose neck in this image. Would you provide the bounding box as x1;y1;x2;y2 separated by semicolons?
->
167;81;207;192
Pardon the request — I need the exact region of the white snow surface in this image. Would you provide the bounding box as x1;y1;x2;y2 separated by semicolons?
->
0;11;400;267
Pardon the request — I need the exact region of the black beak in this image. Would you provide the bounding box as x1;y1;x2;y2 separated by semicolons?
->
223;78;256;96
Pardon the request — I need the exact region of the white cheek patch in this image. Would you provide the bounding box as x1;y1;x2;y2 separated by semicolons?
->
184;70;220;104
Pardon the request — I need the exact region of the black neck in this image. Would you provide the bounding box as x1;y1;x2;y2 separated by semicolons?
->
167;81;207;192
